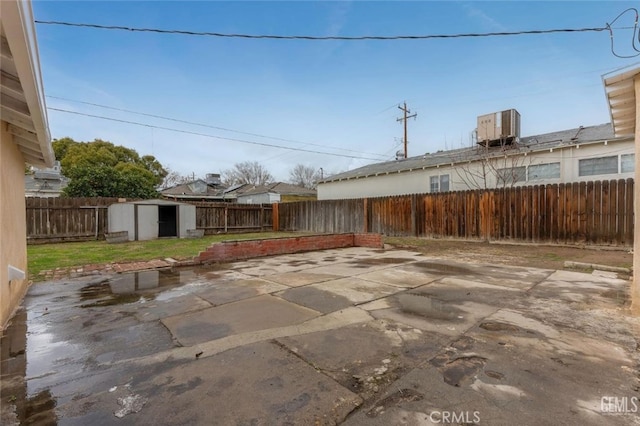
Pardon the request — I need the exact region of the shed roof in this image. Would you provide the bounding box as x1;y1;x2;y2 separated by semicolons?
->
115;199;191;206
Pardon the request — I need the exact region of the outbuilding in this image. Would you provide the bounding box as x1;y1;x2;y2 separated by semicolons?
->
107;199;196;241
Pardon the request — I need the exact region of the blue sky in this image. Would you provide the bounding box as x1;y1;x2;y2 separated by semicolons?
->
33;1;640;182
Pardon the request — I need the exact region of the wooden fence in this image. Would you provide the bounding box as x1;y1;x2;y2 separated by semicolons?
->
190;202;273;235
276;179;635;246
26;197;117;244
26;198;273;244
26;179;635;246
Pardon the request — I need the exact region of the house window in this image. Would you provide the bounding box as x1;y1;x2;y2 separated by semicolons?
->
496;166;526;185
578;156;618;177
528;162;560;181
621;154;635;173
430;174;450;193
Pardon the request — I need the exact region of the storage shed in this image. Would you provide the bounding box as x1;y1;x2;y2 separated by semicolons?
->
107;199;196;241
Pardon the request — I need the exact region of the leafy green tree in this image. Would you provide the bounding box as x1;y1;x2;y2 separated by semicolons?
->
53;137;167;198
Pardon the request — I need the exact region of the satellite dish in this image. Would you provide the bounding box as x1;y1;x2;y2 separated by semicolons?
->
395;150;405;160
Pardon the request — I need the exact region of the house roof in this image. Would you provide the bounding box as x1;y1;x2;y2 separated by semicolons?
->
161;179;228;199
603;65;640;137
24;174;68;196
1;0;54;167
237;185;278;197
266;182;316;196
320;123;622;183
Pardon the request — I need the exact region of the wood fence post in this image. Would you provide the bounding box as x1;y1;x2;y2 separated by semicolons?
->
363;198;368;233
272;203;279;232
410;194;417;236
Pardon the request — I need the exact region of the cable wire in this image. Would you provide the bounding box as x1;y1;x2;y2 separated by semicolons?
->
47;107;385;161
35;20;608;40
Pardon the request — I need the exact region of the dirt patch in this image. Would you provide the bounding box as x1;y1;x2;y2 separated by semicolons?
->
385;238;632;271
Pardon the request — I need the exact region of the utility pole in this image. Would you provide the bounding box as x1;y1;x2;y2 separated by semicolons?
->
396;102;417;159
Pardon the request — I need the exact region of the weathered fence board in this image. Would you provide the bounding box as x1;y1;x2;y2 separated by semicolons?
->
277;179;634;246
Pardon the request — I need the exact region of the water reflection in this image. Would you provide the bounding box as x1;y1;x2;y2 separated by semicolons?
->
0;309;58;425
78;269;204;308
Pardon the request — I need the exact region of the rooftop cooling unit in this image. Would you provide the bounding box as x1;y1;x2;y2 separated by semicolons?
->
476;109;520;147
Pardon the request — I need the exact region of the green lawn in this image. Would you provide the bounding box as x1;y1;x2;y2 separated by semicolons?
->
28;232;308;279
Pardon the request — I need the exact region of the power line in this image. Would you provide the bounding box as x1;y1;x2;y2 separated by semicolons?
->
46;95;386;159
47;107;385;161
34;8;640;57
35;20;608;40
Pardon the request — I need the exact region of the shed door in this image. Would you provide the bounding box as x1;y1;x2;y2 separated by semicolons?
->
136;205;159;240
158;205;178;237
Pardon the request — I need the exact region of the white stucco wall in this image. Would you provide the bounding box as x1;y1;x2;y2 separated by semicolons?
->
1;122;28;328
318;139;635;200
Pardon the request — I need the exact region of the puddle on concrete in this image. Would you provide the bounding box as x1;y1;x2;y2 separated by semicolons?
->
397;293;463;320
411;261;472;275
78;267;226;308
1;310;59;425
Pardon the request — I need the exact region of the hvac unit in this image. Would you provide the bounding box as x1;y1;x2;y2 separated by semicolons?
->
476;109;521;147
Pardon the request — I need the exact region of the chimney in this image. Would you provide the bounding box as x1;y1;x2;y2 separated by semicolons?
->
205;173;221;186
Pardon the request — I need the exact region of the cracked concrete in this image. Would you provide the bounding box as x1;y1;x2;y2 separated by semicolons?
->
1;246;639;425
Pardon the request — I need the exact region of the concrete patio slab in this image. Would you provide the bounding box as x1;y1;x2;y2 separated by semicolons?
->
195;278;288;306
265;271;343;287
2;245;639;425
276;286;354;313
130;341;363;425
312;277;404;304
357;267;440;288
276;319;450;400
161;294;320;346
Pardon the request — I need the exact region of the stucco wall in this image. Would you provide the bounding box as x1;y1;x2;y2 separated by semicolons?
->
318;139;635;200
1;122;29;329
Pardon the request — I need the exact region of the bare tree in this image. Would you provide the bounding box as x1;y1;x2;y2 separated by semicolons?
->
222;161;274;186
450;140;531;190
160;168;192;189
289;164;321;189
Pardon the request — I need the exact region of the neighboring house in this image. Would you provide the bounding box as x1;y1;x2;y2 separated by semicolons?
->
161;173;230;202
236;182;317;204
24;160;68;197
236;185;280;204
1;0;55;328
317;122;633;200
265;182;317;202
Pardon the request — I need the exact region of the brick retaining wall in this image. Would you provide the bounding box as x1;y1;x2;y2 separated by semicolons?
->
196;233;383;263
